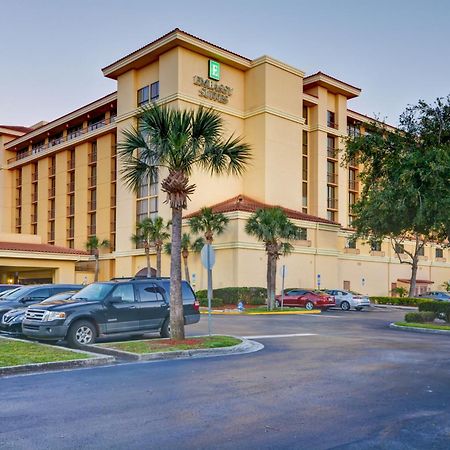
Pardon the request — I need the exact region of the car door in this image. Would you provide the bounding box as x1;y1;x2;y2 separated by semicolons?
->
105;283;140;333
285;290;305;306
23;288;50;305
136;283;168;330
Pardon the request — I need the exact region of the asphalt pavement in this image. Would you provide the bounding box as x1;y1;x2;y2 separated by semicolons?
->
1;308;450;449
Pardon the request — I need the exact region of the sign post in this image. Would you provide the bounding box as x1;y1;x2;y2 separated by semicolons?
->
317;273;321;290
280;265;287;310
201;244;216;336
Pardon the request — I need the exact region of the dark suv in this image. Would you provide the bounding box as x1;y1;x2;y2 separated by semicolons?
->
22;278;200;347
0;284;82;321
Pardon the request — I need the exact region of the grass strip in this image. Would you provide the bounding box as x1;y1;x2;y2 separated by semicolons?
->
395;322;450;331
0;339;91;367
102;335;241;354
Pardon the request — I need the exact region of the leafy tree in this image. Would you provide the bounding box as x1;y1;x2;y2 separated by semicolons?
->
164;233;204;284
131;216;170;277
442;281;450;292
85;236;110;282
119;104;251;339
245;208;303;310
344;96;450;297
188;207;229;244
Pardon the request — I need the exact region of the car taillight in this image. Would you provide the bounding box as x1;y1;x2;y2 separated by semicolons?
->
193;299;200;311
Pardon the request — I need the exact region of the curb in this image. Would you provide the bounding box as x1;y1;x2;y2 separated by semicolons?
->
0;336;114;377
374;304;418;311
91;337;264;362
389;323;450;335
200;310;321;316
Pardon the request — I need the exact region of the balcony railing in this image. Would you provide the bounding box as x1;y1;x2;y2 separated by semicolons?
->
327;121;339;130
15;197;21;206
31;172;38;182
31;192;38;203
349;180;359;191
110;221;116;231
327;147;338;159
16;177;22;186
48;232;55;242
67;228;74;239
31;214;38;223
88;152;97;164
48;210;55;220
88;201;97;211
48;166;55;176
67;205;75;216
327;173;338;184
67;159;75;170
48;187;56;198
327;198;338;210
67;181;75;193
111;170;117;181
7;116;116;164
111;195;116;206
88;176;97;188
15;218;21;227
87;225;96;236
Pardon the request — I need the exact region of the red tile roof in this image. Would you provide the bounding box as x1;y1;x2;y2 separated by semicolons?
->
0;241;88;256
0;125;33;133
184;195;339;225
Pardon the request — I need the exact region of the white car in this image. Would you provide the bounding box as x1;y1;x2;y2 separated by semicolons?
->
324;290;371;311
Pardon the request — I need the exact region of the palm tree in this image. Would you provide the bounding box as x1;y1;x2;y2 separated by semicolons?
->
131;216;170;277
245;208;302;311
164;233;204;283
85;236;110;282
188;207;229;244
119;104;251;339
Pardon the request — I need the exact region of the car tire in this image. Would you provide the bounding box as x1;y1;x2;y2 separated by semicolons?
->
67;320;96;348
275;300;281;308
160;318;171;338
340;301;351;311
305;301;314;311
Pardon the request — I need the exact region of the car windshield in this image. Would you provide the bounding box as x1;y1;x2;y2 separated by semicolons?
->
0;287;33;300
72;283;114;301
40;292;75;304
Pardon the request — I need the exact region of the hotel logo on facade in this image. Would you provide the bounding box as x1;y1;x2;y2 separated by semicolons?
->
193;60;233;104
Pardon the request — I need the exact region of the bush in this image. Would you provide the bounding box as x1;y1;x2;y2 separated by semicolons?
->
370;296;432;307
196;287;267;305
198;297;223;307
404;312;436;323
418;301;450;322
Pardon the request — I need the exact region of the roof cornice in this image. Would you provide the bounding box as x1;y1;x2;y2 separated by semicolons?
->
304;72;361;99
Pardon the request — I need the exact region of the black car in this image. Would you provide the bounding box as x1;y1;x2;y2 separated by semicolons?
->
22;278;200;347
0;284;83;321
0;291;78;335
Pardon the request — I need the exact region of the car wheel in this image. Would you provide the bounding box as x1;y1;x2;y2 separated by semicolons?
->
160;318;171;338
67;320;96;348
340;301;351;311
305;301;314;311
355;307;363;311
275;300;281;308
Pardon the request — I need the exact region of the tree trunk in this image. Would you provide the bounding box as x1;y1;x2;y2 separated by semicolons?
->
94;255;99;282
156;245;162;277
266;252;272;310
145;247;151;278
183;255;190;284
271;255;277;311
409;256;419;297
169;206;185;340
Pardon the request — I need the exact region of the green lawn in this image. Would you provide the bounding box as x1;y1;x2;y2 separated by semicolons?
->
395;322;450;331
0;338;92;367
102;335;241;354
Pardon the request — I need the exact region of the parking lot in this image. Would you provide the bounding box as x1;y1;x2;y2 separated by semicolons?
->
2;307;450;449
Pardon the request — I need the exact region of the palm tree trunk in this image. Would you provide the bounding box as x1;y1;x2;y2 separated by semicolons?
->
183;255;190;284
271;255;277;311
94;255;99;282
266;253;272;310
156;245;162;277
145;247;151;278
169;206;185;340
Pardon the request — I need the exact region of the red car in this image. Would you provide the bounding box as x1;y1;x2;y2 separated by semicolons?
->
275;289;335;310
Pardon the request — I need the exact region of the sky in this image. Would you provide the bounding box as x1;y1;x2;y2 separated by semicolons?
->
1;0;449;127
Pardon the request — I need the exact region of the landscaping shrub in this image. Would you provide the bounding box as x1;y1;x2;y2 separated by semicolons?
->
196;287;267;305
404;312;436;323
370;296;432;307
198;298;223;307
418;301;450;322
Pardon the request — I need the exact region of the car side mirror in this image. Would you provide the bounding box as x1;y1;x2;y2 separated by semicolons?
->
108;296;123;304
19;297;30;303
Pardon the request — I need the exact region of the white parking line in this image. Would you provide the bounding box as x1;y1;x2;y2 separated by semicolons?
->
243;333;317;339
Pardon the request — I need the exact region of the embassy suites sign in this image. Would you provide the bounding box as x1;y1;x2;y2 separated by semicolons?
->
192;60;233;104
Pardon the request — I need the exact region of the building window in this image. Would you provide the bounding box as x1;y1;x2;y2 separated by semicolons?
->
370;240;382;252
436;248;444;258
49;132;63;147
327;111;337;129
68;124;83;140
88;115;105;131
349;169;358;191
346;237;357;249
32;140;45;155
137;86;149;106
302;131;308;213
327;135;337;159
417;246;424;256
136;172;158;225
150;81;159;101
299;227;307;241
347;122;361;137
395;243;405;254
303;105;308;125
327;161;338;184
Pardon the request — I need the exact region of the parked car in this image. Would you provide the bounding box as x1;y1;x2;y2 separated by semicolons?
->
0;284;21;293
275;289;335;310
0;287;21;299
416;291;450;301
0;284;82;321
22;278;200;347
323;289;371;311
0;291;78;335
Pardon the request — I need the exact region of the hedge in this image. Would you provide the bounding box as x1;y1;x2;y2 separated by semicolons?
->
418;301;450;322
198;298;223;307
370;296;432;307
196;287;267;305
404;312;436;323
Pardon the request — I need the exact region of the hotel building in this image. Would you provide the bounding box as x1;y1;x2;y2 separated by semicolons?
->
0;29;448;295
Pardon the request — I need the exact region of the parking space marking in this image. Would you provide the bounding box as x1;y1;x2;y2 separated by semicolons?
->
243;333;317;339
